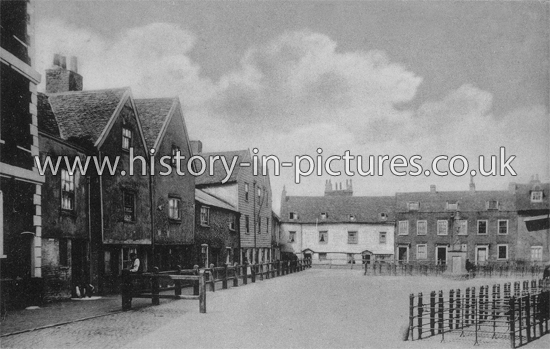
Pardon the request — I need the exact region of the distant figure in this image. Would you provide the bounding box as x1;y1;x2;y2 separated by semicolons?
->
543;265;550;280
465;259;473;272
129;253;141;273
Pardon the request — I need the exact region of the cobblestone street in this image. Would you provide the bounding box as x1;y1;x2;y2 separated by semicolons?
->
2;269;550;349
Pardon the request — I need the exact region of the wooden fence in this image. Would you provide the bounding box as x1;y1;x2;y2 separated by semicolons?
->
408;279;550;348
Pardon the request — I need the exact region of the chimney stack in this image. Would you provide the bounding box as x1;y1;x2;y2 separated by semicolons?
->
190;140;203;155
430;185;436;193
469;175;476;192
46;54;83;93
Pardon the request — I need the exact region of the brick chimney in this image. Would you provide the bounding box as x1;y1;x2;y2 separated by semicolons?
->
46;54;83;93
190;140;202;155
469;175;476;192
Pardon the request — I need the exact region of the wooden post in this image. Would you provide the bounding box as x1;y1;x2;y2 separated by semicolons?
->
152;267;160;306
438;290;444;335
455;289;461;330
199;271;206;314
525;293;531;342
121;269;132;310
409;293;415;341
465;287;470;326
259;263;264;281
222;264;228;289
518;294;523;346
233;264;239;287
418;292;423;339
509;296;516;349
175;265;182;297
251;264;256;283
449;289;454;330
243;264;248;285
430;291;436;336
277;260;281;276
193;265;200;296
471;287;476;325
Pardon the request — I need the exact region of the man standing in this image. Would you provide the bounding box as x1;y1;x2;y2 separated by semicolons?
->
129;253;141;273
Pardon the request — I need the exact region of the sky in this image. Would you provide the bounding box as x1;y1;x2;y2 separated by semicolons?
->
33;0;549;212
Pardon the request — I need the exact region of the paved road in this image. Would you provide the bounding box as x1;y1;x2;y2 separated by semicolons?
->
2;269;549;349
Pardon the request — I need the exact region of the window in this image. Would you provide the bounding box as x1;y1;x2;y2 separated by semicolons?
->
456;220;468;235
379;212;388;220
258;216;261;234
446;202;458;210
531;246;542;262
498;220;508;235
122;247;137;271
245;215;250;234
497;245;508;260
59;238;68;266
348;231;358;244
319;231;328;244
408;202;419;211
244;183;249;201
417;220;427;235
258;187;261;200
122;127;132;150
477;220;488;235
123;191;135;222
320;212;328;219
266;218;269;232
486;200;499;210
200;206;210;226
289;212;297;220
168;198;181;220
171;145;180;167
319;253;327;261
398;221;409;235
531;191;543;203
61;169;75;210
416;244;427;260
437;220;448;235
288;231;296;243
349;214;356;221
229;217;236;231
379;232;386;244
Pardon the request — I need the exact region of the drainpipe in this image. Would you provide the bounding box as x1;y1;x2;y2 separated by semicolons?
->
149;166;155;269
87;175;92;286
253;181;256;264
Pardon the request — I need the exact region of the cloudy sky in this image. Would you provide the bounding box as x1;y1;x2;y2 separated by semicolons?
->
34;0;549;211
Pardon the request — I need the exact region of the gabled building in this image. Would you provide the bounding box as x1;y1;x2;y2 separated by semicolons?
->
194;189;240;267
1;0;44;307
136;97;195;270
193;147;273;264
394;183;517;265
511;176;549;263
38;56;152;294
279;180;395;265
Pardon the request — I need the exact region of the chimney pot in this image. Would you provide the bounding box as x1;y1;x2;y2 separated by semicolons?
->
430;185;436;193
69;56;78;73
53;53;61;67
60;56;67;69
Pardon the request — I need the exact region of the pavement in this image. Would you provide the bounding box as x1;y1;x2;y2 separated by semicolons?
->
0;270;549;349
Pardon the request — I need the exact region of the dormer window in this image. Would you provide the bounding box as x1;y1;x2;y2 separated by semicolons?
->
289;212;297;220
408;202;419;211
486;200;499;210
531;191;543;203
446;202;458;210
379;212;388;221
320;212;328;219
349;214;356;221
171;145;180;167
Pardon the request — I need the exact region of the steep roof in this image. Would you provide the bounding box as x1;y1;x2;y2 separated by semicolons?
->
514;182;550;212
395;190;516;212
195;149;250;186
37;93;60;137
195;189;238;213
134;98;175;150
45;87;128;144
280;195;395;224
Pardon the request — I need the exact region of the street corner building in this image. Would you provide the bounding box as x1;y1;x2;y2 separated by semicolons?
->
1;0;44;308
279;180;396;266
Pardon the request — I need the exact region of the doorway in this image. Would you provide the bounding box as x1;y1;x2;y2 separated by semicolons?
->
436;246;447;265
397;246;409;263
476;246;488;264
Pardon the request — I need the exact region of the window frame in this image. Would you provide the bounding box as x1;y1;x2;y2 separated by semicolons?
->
437;220;448;235
530;246;543;262
477;220;488;235
416;244;427;260
122;127;132;151
408;202;420;211
497;219;508;235
244;183;249;201
123;190;136;222
456;220;468;235
486;200;499;210
530;191;543;203
60;168;75;211
379;232;386;244
319;231;328;244
497;244;508;260
245;215;250;234
320;212;328;220
171;144;181;167
200;206;210;226
288;231;296;243
347;231;358;244
446;202;458;210
289;212;297;220
398;220;409;235
168;197;181;221
416;220;427;236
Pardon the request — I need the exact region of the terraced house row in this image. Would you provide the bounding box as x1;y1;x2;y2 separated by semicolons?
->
279;178;549;267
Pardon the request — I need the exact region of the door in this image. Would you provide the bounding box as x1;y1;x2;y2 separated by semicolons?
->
476;247;488;264
436;246;447;265
398;247;408;263
71;240;89;296
452;256;461;273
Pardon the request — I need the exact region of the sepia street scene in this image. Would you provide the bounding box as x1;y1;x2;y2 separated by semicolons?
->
1;1;549;348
